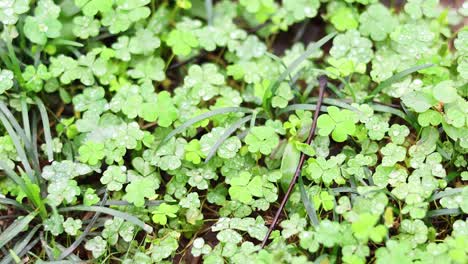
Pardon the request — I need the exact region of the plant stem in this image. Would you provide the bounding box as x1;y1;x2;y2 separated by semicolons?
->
260;76;327;248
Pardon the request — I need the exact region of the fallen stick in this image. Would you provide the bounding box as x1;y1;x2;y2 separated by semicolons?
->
260;75;327;248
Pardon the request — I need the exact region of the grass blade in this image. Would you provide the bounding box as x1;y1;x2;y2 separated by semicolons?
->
0;112;35;183
426;208;461;218
20;99;31;142
0;211;37;249
158;107;254;149
58;206;153;233
205;0;213;25
0;196;30;212
52;39;84;47
205;115;252;163
56;243;82;262
34;97;54;162
370;103;419;129
0;225;40;264
0;101;31;146
429;188;465;202
331;187;358;194
308;97;358;111
104;200;163;206
58;192;108;260
366;63;433;101
298;174;320;227
262;33;336;114
0;108;35;179
279;104;327;114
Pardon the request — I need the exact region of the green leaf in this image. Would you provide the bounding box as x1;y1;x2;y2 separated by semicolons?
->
317;106;356;142
432;81;459;103
359;4;397;41
152;203;180;225
244;126;279;155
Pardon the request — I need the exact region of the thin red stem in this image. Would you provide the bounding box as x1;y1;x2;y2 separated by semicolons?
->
260;76;327;248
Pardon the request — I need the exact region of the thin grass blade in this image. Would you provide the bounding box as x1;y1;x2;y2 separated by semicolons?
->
205;0;213;25
0;135;34;191
104;200;163;206
0;211;37;249
429;188;464;202
58;192;108;260
0;101;31;145
298;174;320;227
158;107;254;149
34;97;54;162
52;39;84;47
205;115;252;163
366;63;433;101
426;208;461;218
279;104;327;115
58;206;153;233
20;99;31;142
0;225;40;264
262;33;336;113
56;243;82;262
0;196;29;211
0;123;35;185
370;104;419;129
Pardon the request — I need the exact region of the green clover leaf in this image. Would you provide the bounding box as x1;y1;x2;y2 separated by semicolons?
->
380;143;407;166
228;171;263;204
23;0;62;45
359;4;397;41
352;213;387;243
85;236;107;258
22;64;51;92
245;126;279;155
317;106;357;142
152;203;180;225
47;179;81;206
44;214;64;236
184;64;224;101
166;29;199;56
63;217;82;236
330;30;373;65
78;141;105;165
432;81;459;103
365;116;389;141
127;56;166;81
152;91;178;127
271;82;293;109
123;177;157;207
0;69;14;94
280;213;307;239
101;165;127;191
330;6;358;31
388;124;410;144
305;155;346;186
184;139;203;164
187;168;217;190
404;0;439;20
74;0;112;17
72;16;100;39
72;86;108;114
143;138;186;170
283;0;319;21
84;188;100;206
313;191;335;211
129;28;161;55
0;0;30;25
417;109;442;127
